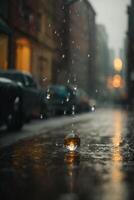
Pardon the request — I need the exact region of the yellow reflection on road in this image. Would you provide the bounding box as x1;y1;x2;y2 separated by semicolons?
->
104;111;127;200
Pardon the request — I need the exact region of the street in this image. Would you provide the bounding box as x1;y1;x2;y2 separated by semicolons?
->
0;108;134;200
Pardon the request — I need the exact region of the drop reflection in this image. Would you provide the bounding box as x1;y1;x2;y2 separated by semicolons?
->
64;151;80;192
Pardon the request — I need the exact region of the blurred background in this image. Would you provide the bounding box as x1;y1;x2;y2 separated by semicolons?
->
0;0;133;106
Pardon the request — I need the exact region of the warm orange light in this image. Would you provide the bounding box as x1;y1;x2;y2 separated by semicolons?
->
114;58;123;71
112;75;123;88
16;38;31;72
0;35;8;70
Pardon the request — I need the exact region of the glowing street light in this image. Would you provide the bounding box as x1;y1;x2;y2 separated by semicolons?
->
112;75;124;88
114;58;123;72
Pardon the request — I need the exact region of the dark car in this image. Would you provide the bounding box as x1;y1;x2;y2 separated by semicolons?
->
44;85;76;117
67;86;95;113
0;70;45;121
0;77;23;130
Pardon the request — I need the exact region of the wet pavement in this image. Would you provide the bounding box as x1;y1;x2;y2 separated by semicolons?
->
1;108;134;200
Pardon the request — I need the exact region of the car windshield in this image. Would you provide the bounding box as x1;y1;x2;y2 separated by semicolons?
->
1;1;134;200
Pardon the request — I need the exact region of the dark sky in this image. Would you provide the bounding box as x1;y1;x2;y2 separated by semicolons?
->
90;0;131;55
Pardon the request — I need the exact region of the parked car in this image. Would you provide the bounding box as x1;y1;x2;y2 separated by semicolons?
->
44;85;76;117
68;86;95;113
0;70;45;121
44;84;95;117
0;77;23;130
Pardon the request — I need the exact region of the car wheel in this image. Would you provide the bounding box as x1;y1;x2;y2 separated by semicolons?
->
6;97;24;131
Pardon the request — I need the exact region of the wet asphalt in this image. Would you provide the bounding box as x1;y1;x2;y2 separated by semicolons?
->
0;108;134;200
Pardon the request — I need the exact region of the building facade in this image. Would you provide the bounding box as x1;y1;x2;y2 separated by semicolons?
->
0;0;66;87
66;0;96;95
127;0;134;105
96;24;110;101
0;0;10;70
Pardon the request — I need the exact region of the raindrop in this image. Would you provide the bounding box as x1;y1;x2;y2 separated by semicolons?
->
72;40;75;44
62;54;65;58
66;97;69;102
91;106;95;112
67;79;70;84
46;94;50;99
72;111;75;115
64;133;80;152
74;86;77;90
64;110;67;115
40;114;43;119
88;54;90;58
56;143;59;147
72;105;75;111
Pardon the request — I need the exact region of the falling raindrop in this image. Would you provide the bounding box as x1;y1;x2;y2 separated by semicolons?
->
91;106;95;112
88;54;90;58
56;143;59;147
40;114;43;119
66;97;69;102
46;94;50;100
64;110;67;115
64;133;80;152
74;86;77;90
62;54;65;58
67;79;70;84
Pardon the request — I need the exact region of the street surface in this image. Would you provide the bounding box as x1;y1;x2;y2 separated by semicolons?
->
0;108;134;200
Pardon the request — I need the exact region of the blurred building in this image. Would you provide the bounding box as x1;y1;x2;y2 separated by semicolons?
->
96;24;110;101
0;0;11;70
0;0;66;87
127;0;134;105
0;0;97;91
66;0;96;95
8;0;64;87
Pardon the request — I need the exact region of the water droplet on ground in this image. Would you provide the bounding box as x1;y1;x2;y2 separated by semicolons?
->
64;133;80;152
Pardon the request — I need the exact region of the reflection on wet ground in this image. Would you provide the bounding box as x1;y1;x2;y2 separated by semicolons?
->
1;108;134;200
